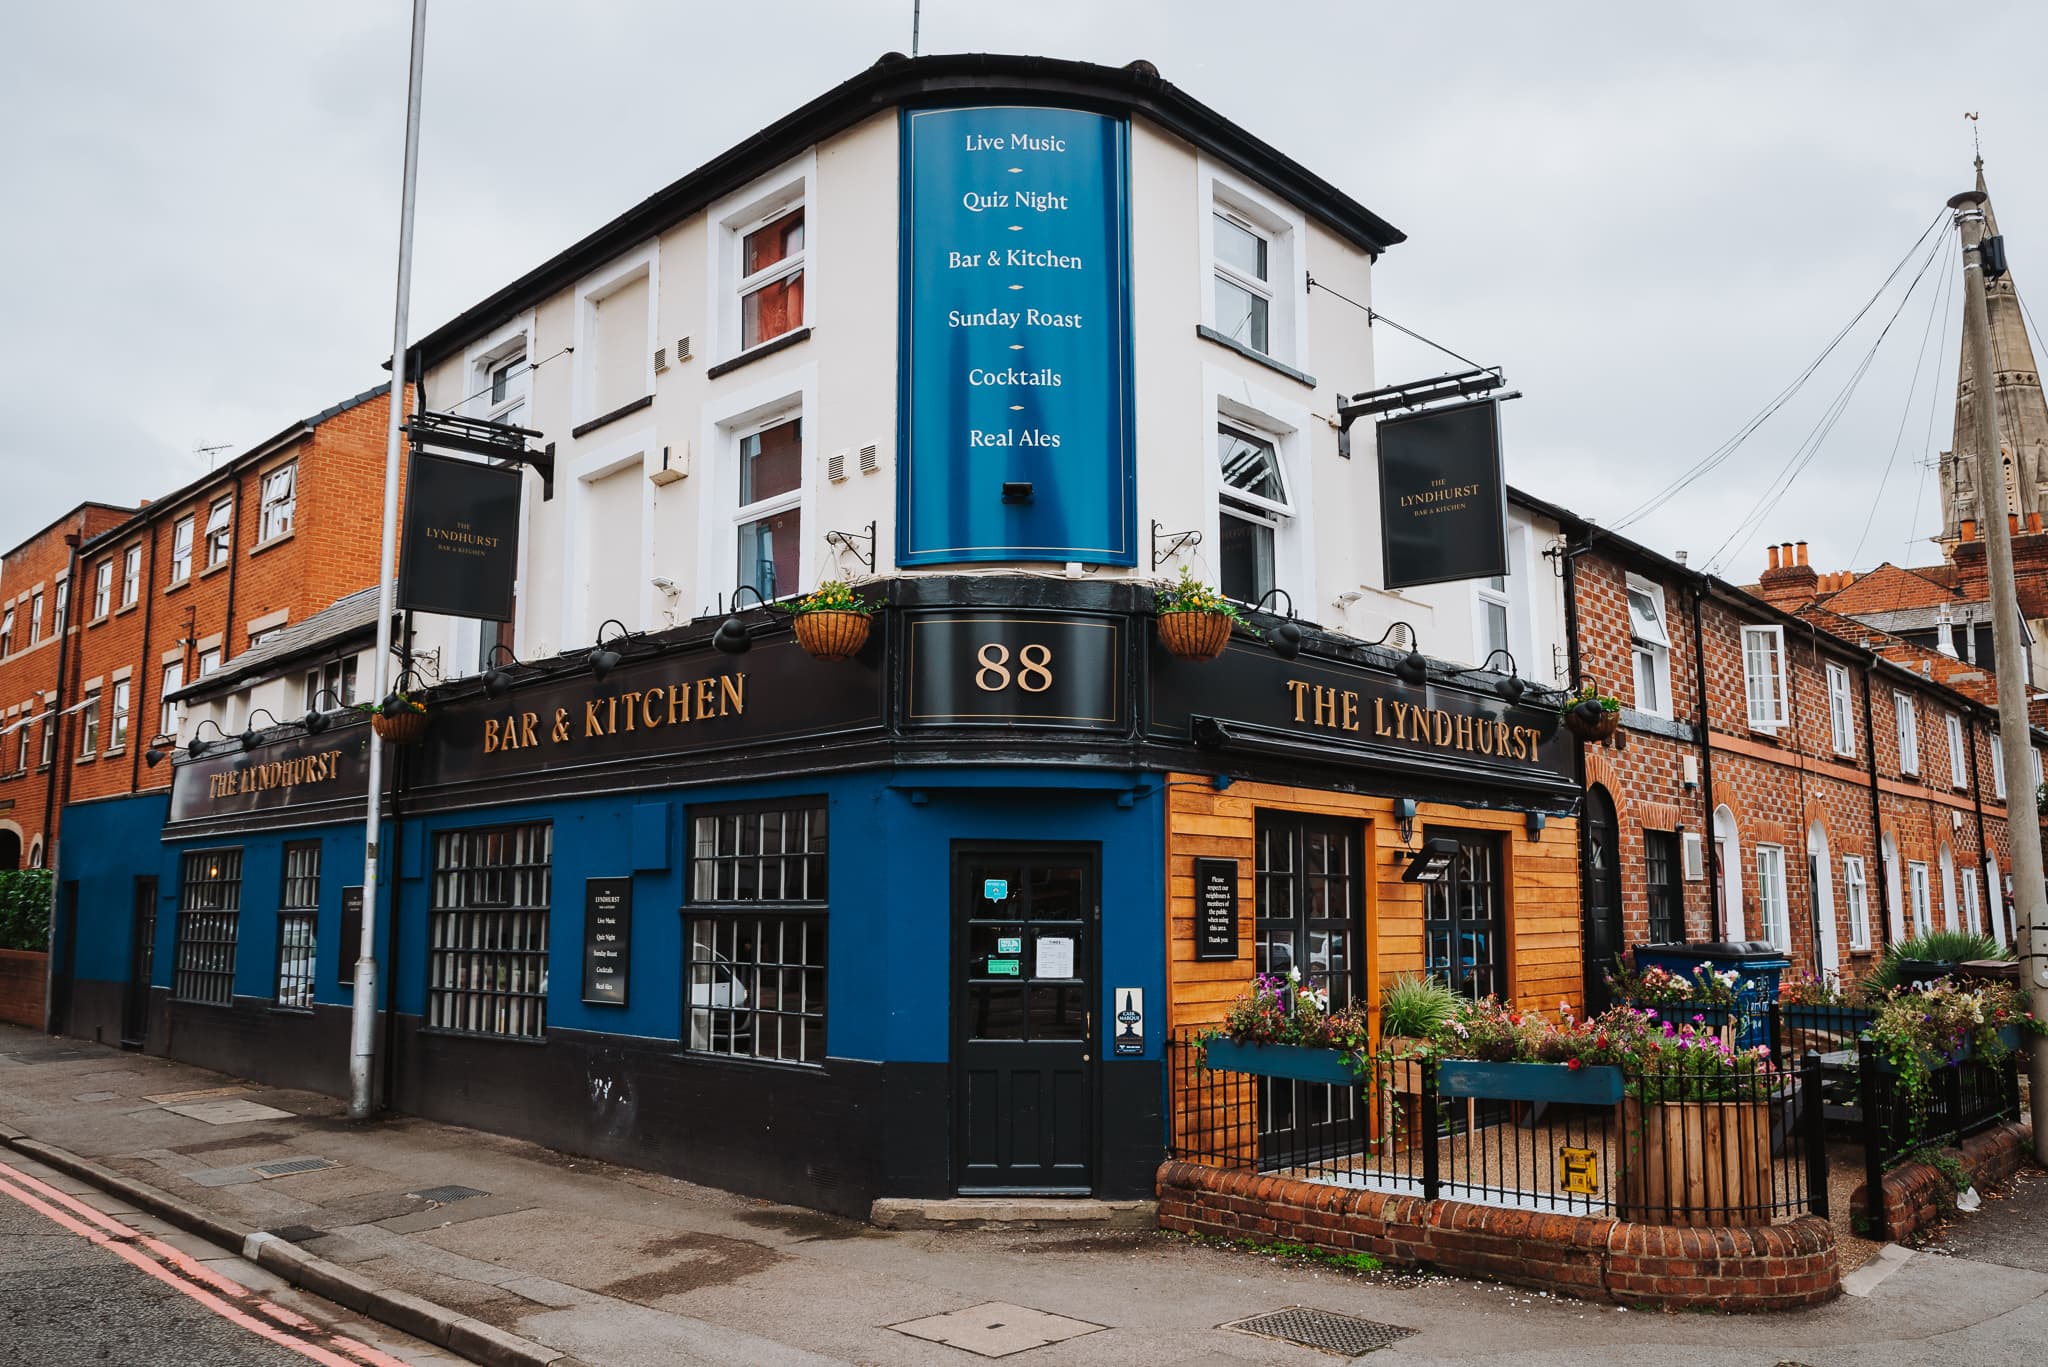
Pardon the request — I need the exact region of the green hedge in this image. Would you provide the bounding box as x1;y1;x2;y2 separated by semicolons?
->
0;870;53;952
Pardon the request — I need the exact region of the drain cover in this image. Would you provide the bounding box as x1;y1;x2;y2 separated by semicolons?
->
250;1157;337;1179
1224;1307;1415;1357
409;1184;487;1204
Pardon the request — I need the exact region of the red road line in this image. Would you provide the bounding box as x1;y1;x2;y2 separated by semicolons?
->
0;1159;413;1367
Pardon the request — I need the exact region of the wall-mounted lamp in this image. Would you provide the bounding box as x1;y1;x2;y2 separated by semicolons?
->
713;586;770;656
1395;797;1418;845
1457;648;1532;705
1251;588;1304;661
1001;481;1034;504
1526;811;1547;841
1365;622;1429;687
481;644;526;698
1402;836;1463;884
588;619;631;681
181;718;233;762
239;708;287;752
301;687;349;734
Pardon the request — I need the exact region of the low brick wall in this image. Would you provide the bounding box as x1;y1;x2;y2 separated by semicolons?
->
0;950;47;1029
1157;1160;1839;1312
1851;1121;2034;1243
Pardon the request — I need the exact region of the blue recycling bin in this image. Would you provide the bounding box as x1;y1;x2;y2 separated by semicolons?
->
1630;942;1791;1051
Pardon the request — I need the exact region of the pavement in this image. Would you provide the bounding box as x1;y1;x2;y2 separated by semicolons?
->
4;1022;2048;1366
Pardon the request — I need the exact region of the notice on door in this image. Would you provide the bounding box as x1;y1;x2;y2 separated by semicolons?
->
1036;935;1074;980
582;877;632;1006
1193;858;1239;961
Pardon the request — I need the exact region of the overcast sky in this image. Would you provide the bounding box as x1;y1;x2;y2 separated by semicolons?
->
5;2;2043;582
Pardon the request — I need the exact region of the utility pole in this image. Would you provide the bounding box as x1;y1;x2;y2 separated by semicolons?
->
1949;182;2048;1161
352;0;428;1120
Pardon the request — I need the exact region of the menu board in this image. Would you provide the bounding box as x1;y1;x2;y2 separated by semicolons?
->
898;105;1135;566
1194;858;1240;961
582;877;632;1006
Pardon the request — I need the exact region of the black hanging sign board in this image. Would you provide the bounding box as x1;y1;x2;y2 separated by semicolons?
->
1193;857;1240;961
581;877;632;1006
398;450;522;621
1377;398;1507;590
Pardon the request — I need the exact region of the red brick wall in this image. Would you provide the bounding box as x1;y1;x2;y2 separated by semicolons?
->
1157;1160;1840;1311
1851;1121;2032;1243
0;949;47;1027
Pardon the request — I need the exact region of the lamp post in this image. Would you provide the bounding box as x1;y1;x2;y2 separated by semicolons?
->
351;0;428;1121
1948;183;2048;1161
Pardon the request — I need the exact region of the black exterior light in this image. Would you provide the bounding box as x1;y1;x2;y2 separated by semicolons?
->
588;619;630;682
1394;648;1429;687
1401;835;1464;884
183;718;231;762
145;742;170;767
714;586;770;656
240;708;285;751
1458;649;1529;705
482;644;524;698
301;687;346;734
1252;588;1304;661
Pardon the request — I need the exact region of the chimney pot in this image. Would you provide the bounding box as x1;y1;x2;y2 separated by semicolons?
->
1768;545;1782;571
1796;541;1809;566
1963;517;1978;541
2011;513;2022;536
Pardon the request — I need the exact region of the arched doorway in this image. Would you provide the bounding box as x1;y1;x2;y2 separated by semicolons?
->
1582;786;1622;1012
0;828;19;872
1807;822;1839;978
1713;805;1744;941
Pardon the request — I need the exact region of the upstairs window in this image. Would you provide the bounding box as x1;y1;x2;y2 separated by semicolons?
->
107;679;130;751
198;647;222;677
259;463;296;542
1894;692;1919;775
14;708;29;774
205;497;233;568
0;606;11;656
1843;855;1871;951
1947;713;1968;789
160;661;183;739
78;691;100;757
27;590;42;646
739;206;805;350
1741;624;1787;731
120;545;140;607
91;561;112;619
1992;731;2007;799
51;580;66;635
735;415;802;602
1217;422;1290;605
1826;662;1854;757
1627;579;1671;716
1478;575;1511;663
170;516;194;583
304;657;358;712
487;354;528;427
1212;211;1272;354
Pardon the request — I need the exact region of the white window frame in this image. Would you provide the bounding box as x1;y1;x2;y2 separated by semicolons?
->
1202;367;1315;618
107;679;130;752
571;241;658;427
1946;713;1968;789
1940;846;1958;930
204;496;233;568
259;462;296;543
120;544;141;606
1197;159;1309;371
0;606;11;657
732;413;804;601
170;516;194;583
734;204;806;352
13;708;28;774
1907;859;1932;936
708;154;813;368
160;661;183;740
1755;844;1789;952
26;591;41;646
1964;866;1983;935
78;691;100;757
1625;576;1672;718
1993;730;2007;798
197;647;222;678
51;579;66;635
1894;692;1919;775
1843;855;1870;951
1216;417;1294;609
1825;661;1854;757
91;560;112;619
1741;624;1788;731
695;365;818;622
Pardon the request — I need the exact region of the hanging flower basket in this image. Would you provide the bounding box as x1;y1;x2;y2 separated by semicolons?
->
1560;684;1622;742
793;610;871;661
371;710;428;745
1158;610;1234;662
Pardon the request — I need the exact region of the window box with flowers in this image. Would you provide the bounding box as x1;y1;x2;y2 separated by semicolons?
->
1198;970;1369;1083
784;580;874;661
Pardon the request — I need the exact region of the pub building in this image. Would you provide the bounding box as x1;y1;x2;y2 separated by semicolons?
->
50;54;1585;1219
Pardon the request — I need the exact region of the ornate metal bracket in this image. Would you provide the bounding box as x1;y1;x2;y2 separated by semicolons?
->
1151;519;1202;569
824;520;876;572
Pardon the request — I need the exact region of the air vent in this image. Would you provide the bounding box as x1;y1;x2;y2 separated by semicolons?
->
675;335;693;361
827;450;849;483
653;346;668;373
858;443;880;475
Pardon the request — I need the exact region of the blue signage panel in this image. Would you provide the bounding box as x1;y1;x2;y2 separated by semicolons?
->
899;106;1135;566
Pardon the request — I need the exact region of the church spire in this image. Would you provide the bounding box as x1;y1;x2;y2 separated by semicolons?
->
1939;159;2048;555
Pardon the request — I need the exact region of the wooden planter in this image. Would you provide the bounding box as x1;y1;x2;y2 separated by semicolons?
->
793;610;872;662
1202;1039;1358;1085
1439;1059;1626;1106
1620;1095;1774;1226
371;710;427;745
1158;610;1234;662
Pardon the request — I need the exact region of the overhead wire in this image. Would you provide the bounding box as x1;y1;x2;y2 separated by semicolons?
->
1850;228;1958;567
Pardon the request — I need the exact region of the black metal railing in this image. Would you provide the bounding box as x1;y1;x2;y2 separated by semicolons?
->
1856;1038;2022;1239
1168;1030;1827;1226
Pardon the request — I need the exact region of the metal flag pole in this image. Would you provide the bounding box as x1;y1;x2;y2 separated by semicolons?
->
352;0;428;1120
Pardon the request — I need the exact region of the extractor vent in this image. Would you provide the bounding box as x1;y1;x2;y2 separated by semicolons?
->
858;443;880;475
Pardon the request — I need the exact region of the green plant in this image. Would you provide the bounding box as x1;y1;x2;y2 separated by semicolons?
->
1167;1231;1384;1275
1203;971;1371;1054
1865;979;2045;1144
0;870;53;952
352;689;427;718
1778;966;1850;1007
1380;972;1461;1039
1604;952;1745;1006
1154;566;1251;629
1861;930;2009;997
783;579;874;617
1910;1145;1974;1195
1557;681;1620;720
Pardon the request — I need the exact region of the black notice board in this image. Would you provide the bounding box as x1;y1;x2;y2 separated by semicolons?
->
582;877;632;1006
1194;858;1240;961
338;886;363;987
399;450;522;621
1377;398;1507;590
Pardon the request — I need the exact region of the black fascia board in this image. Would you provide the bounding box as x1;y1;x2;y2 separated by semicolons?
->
411;52;1406;369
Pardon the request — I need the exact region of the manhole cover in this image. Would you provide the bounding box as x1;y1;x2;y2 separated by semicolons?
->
1224;1306;1415;1357
250;1157;337;1179
409;1184;487;1204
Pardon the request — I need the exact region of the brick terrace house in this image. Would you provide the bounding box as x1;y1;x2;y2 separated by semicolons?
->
25;383;406;863
1532;498;2042;1004
0;503;138;867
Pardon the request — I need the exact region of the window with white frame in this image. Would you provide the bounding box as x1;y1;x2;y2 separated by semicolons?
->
259;463;296;542
1964;866;1983;934
1908;859;1932;935
26;590;41;645
39;708;54;767
0;606;11;657
303;658;357;713
170;516;194;582
735;414;802;601
159;661;182;739
1755;844;1789;952
91;560;111;619
1203;169;1303;367
107;679;129;751
738;206;805;351
205;497;233;568
1217;421;1291;604
1992;731;2007;798
1947;713;1968;788
1212;210;1273;354
78;691;100;757
1894;692;1919;775
50;580;65;635
120;545;140;606
2033;746;2044;790
198;647;221;677
1843;855;1870;950
14;708;30;774
1626;578;1671;716
1741;624;1788;730
1826;661;1854;756
486;353;528;427
1476;575;1511;664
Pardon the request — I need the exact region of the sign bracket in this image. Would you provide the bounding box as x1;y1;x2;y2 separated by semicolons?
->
1335;370;1513;459
406;411;555;501
1150;520;1203;569
824;520;877;572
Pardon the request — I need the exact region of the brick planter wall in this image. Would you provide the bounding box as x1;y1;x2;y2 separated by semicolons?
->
1851;1121;2034;1243
0;950;47;1028
1157;1161;1839;1312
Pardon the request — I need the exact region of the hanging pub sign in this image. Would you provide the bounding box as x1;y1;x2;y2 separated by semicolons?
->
582;877;632;1005
1377;398;1507;590
1193;858;1240;961
398;451;522;621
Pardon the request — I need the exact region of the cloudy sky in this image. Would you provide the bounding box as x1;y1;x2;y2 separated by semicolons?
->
5;2;2042;581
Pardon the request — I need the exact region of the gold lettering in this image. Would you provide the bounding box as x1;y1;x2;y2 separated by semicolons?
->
1375;697;1390;737
668;684;690;725
484;718;502;753
1286;679;1310;722
696;678;715;718
550;708;570;743
1389;698;1410;740
1476;720;1494;755
1341;691;1360;732
620;690;641;732
1313;686;1337;729
521;712;539;748
643;690;662;729
1455;713;1472;752
606;695;619;735
1432;711;1452;747
975;643;1012;691
720;673;744;716
584;700;603;737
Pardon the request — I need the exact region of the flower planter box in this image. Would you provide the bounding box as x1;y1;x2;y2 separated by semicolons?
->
1201;1039;1357;1086
1872;1024;2024;1073
1620;1095;1775;1226
1436;1059;1625;1106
